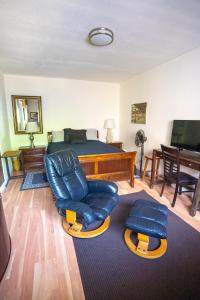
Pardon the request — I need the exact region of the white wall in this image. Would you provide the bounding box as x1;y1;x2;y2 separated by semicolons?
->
4;75;120;149
0;71;11;187
120;46;200;161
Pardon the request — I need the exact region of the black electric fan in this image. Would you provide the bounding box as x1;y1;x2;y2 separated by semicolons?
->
135;130;147;175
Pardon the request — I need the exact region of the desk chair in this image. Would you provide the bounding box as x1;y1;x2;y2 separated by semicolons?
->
160;145;198;207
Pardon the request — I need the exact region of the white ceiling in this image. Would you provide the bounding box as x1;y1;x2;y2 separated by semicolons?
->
1;0;200;82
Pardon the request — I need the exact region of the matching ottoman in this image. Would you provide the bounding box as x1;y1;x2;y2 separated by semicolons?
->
124;199;168;259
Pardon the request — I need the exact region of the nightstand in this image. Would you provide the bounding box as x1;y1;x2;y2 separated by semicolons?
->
1;150;23;183
19;146;46;175
107;141;123;149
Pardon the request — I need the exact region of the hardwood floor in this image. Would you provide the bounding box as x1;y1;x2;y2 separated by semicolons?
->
0;179;85;300
0;177;199;300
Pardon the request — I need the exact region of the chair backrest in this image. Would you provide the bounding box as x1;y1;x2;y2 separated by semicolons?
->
161;145;180;181
45;149;88;202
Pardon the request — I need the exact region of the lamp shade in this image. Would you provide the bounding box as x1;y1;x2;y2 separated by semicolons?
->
26;121;39;133
104;119;115;129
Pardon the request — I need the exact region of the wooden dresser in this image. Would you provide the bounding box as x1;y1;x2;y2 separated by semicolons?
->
0;193;11;282
19;146;46;174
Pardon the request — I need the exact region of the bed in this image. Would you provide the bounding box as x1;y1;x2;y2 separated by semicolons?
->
47;131;136;187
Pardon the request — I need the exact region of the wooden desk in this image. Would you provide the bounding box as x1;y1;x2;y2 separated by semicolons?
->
150;149;200;216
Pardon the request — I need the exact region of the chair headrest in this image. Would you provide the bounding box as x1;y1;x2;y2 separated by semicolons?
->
46;149;80;177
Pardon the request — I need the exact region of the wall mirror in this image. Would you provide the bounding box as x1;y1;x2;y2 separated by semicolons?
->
11;95;43;134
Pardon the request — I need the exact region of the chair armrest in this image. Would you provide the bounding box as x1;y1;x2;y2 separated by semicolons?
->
57;200;96;226
87;180;118;194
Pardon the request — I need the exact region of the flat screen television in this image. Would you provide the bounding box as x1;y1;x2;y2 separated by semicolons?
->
171;120;200;152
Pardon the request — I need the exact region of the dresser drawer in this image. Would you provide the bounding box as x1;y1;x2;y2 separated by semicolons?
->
22;148;46;155
23;154;44;163
180;160;200;171
23;162;44;171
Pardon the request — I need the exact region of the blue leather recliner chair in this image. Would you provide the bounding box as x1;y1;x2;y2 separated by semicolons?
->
45;149;119;238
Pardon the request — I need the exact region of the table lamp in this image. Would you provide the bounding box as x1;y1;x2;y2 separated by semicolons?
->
104;119;115;143
26;121;39;148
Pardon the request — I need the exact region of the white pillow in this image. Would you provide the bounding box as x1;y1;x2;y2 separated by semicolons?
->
86;129;98;140
52;130;64;142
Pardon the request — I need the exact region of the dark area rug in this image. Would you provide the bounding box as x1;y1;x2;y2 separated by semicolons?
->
20;171;49;190
73;190;200;300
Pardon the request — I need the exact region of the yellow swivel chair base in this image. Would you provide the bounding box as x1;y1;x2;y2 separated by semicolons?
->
124;229;167;259
62;210;110;238
124;199;168;259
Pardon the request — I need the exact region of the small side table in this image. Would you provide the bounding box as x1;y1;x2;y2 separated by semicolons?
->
141;155;160;182
1;151;23;184
19;146;46;175
107;141;123;149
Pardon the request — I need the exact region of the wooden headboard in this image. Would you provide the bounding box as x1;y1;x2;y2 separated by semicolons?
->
47;130;99;143
47;132;53;143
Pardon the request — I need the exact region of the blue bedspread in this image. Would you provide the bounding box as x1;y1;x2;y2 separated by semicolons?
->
47;140;123;155
47;140;124;155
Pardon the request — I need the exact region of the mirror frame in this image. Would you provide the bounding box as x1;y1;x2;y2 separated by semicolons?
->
11;95;43;134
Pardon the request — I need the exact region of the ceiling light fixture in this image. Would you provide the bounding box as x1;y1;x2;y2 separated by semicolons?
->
88;27;114;46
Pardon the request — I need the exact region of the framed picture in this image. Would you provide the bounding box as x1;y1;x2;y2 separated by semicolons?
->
30;112;38;121
131;102;147;124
